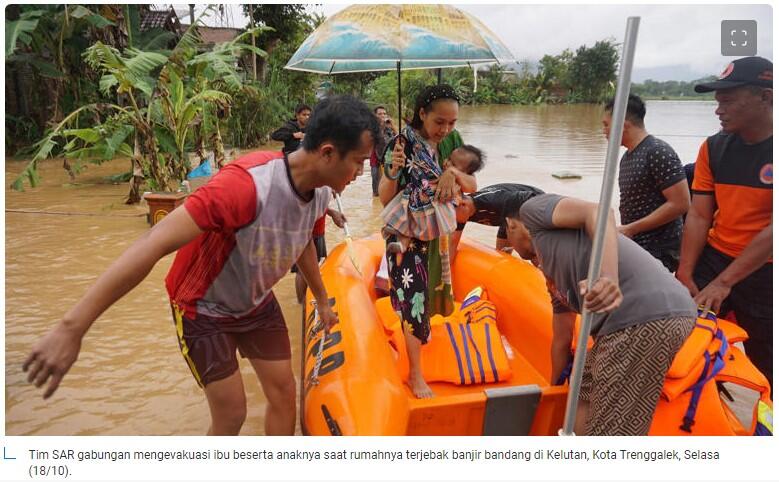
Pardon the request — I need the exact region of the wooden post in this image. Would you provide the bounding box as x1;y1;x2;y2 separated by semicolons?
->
249;4;257;81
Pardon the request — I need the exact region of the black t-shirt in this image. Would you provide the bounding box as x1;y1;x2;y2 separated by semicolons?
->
271;119;304;155
618;135;686;250
457;183;545;237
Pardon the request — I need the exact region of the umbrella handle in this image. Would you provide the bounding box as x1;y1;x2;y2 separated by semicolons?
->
382;134;409;180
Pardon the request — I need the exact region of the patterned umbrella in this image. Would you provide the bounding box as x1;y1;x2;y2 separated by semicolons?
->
285;4;515;142
285;5;515;317
285;4;515;74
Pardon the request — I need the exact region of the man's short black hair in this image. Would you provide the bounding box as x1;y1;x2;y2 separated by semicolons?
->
457;145;485;175
374;105;387;114
295;103;312;115
605;93;646;127
504;191;542;220
302;95;380;157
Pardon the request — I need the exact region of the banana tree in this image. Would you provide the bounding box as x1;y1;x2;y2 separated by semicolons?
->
156;68;231;181
183;27;270;167
13;10;267;204
10;41;167;200
5;8;44;57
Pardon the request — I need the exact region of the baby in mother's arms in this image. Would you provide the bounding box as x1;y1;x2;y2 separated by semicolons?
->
381;143;485;254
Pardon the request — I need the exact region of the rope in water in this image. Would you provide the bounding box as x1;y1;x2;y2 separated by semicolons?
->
6;208;145;218
308;300;326;387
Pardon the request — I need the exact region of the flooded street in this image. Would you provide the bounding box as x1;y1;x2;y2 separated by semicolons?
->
5;101;720;435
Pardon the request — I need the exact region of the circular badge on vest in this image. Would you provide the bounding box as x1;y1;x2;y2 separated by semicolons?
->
759;163;772;185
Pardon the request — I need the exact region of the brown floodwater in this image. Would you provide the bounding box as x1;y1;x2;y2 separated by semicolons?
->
4;101;720;435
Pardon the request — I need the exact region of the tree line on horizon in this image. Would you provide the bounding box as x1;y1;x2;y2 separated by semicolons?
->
631;77;717;99
5;4;716;201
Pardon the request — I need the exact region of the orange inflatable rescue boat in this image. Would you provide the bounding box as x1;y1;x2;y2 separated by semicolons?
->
301;237;772;435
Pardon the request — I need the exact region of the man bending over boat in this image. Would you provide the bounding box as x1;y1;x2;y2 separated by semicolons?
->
451;183;545;263
23;96;381;436
504;192;697;435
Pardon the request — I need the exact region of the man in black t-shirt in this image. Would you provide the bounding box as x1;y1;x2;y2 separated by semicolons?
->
603;94;690;272
271;104;311;154
452;183;544;257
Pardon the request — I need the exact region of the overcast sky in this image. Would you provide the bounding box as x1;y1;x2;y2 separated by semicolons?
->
174;3;773;82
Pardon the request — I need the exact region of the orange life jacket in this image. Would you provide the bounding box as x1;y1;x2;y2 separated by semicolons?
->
651;311;773;435
375;296;512;385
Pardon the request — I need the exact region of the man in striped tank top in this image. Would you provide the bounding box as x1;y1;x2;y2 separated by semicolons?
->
24;96;381;435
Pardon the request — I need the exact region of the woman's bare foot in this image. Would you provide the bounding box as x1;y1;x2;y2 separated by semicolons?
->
403;321;432;398
408;372;434;399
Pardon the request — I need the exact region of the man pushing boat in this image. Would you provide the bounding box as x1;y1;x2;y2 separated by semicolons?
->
23;96;381;435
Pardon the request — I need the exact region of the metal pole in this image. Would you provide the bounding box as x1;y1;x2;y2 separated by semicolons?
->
396;61;402;125
437;68;442;85
559;16;641;436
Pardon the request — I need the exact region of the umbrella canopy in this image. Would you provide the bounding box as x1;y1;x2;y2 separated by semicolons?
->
285;4;515;74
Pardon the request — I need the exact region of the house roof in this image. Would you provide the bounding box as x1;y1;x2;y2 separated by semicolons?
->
140;7;182;33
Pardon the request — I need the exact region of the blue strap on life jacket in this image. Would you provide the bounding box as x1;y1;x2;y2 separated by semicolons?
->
483;322;500;383
465;323;487;383
680;328;728;433
754;422;773;436
444;322;466;385
694;322;716;335
458;324;477;384
697;308;718;324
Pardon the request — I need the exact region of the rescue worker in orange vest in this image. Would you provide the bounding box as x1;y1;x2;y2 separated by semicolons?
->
677;56;773;390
